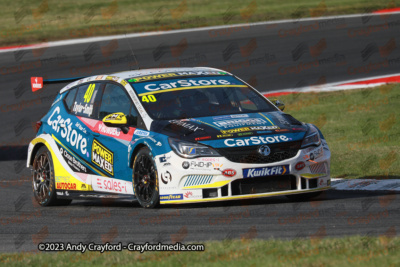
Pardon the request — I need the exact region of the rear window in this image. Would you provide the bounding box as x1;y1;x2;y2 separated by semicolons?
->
64;87;77;111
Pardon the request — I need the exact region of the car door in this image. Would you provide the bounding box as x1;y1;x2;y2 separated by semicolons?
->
51;82;103;192
88;81;141;195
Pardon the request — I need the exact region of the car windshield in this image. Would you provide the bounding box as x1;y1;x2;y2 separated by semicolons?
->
129;75;277;120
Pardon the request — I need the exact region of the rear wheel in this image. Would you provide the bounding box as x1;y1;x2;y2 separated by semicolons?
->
133;147;159;208
32;146;72;206
285;191;322;201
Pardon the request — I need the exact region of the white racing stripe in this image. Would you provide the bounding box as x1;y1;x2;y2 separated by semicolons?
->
263;73;400;96
1;11;400;53
331;178;400;191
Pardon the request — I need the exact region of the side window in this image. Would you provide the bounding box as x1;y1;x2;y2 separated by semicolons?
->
64;87;78;111
99;83;138;126
72;83;101;118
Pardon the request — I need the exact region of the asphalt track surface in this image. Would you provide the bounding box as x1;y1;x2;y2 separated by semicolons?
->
0;13;399;252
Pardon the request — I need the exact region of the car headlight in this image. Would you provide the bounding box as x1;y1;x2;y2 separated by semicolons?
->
168;138;220;158
301;125;321;148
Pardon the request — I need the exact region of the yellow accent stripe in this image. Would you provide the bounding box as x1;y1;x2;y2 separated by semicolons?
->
32;137;93;191
182;180;230;189
161;187;331;204
301;173;327;179
52;134;106;177
258;113;275;125
138;85;247;96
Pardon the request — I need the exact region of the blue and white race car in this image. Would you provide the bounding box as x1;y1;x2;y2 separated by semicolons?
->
27;67;331;208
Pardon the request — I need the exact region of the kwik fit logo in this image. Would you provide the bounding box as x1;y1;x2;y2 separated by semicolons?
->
243;165;289;178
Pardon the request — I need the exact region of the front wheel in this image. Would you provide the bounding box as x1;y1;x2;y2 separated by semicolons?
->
132;147;159;208
32;146;72;206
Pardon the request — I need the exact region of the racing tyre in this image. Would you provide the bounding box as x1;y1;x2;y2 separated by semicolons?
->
32;146;72;206
285;191;322;201
133;147;160;208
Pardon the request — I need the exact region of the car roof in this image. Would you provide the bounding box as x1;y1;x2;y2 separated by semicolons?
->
60;67;232;94
110;67;232;80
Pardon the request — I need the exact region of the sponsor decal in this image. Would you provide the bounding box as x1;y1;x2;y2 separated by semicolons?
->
161;171;172;184
257;130;273;134
56;182;77;190
224;135;289;147
104;113;124;121
243;165;289;178
120;80;127;86
182;161;190;169
251;126;279;130
106;76;119;81
83;84;96;103
222;169;236;177
214;118;266;128
56;192;64;196
213;114;249;120
96;177;128;193
92;139;114;176
195;136;211;141
184;191;193;198
160;194;183;201
275;129;290;132
143;79;232;91
237;132;253;136
98;123;121;136
221;127;251;134
73;102;93;116
47;106;88;155
258;145;271;156
220;126;278;134
134;129;149;136
129;71;226;83
31;77;43;92
295;161;306;171
75;122;87;134
169;120;204;132
95;75;103;80
183;161;213;170
303;146;323;161
217;134;233;138
212;163;224;170
57;145;90;174
159;155;171;163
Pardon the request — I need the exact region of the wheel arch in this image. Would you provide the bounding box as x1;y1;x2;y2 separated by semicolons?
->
129;143;148;169
28;142;46;167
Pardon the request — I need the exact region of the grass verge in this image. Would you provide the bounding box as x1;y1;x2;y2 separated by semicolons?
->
1;0;399;46
275;85;400;179
1;236;400;266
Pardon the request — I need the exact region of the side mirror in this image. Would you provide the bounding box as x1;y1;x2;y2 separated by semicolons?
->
102;112;129;134
271;99;285;111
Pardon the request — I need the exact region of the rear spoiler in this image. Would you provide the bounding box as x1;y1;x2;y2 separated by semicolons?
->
31;76;87;92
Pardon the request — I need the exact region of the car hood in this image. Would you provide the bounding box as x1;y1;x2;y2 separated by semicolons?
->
150;111;308;147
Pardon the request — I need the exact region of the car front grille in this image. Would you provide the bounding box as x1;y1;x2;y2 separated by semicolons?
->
217;141;302;164
231;175;297;195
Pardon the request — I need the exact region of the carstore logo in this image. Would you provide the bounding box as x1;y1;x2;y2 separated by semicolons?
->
224;135;289;147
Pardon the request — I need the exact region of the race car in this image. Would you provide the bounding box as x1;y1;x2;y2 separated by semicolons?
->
27;67;331;208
